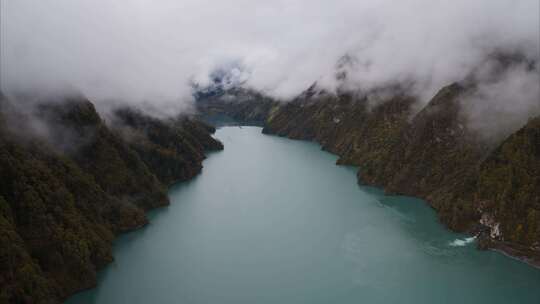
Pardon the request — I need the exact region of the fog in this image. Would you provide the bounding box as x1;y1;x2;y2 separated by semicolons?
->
1;0;539;124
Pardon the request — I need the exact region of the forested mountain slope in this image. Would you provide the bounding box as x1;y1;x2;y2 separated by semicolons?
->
196;80;539;266
0;95;222;303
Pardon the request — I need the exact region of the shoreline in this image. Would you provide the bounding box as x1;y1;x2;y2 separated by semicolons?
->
490;248;540;270
487;243;540;270
259;128;540;271
64;151;219;303
64;125;539;303
66;124;539;304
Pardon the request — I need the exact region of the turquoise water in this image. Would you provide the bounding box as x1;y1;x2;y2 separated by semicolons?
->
67;126;540;304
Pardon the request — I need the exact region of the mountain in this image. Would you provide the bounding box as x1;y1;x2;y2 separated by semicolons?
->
0;95;222;303
195;87;277;126
474;116;540;256
111;107;223;185
195;78;540;266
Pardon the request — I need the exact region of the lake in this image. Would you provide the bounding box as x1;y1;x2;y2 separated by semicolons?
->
67;126;540;304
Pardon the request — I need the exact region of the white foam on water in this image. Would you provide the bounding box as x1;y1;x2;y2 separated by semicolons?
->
449;236;477;247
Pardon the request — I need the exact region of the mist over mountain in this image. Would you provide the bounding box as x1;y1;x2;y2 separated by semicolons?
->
1;2;540;302
2;1;538;109
0;1;538;145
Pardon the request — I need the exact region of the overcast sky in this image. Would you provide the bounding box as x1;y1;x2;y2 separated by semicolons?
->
1;0;538;118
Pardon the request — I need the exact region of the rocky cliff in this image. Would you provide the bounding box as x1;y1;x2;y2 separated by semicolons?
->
0;95;222;303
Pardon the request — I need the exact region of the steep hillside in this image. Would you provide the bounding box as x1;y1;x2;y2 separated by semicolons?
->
193;79;540;265
474;117;540;259
112;107;223;185
37;100;168;211
0;96;222;303
261;84;539;265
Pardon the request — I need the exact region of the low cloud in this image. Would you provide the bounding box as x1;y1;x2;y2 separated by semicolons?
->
1;0;538;120
462;60;540;141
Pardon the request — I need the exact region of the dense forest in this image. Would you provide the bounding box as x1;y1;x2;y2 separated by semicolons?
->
0;94;222;303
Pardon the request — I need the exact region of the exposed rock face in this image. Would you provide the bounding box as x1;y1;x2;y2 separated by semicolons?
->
473;116;540;260
0;95;222;303
194;79;539;265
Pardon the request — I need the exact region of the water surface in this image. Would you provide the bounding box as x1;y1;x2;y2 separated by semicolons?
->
67;126;540;304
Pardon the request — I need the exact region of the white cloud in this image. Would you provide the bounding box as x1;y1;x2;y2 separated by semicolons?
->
1;0;538;112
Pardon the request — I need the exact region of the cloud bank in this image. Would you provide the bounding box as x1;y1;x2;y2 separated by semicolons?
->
1;0;538;115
